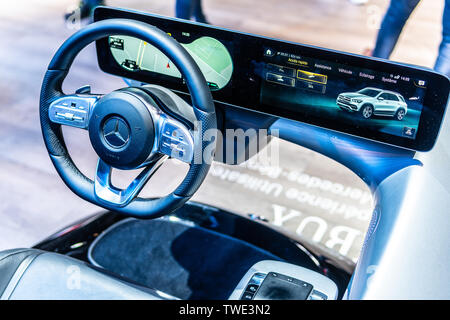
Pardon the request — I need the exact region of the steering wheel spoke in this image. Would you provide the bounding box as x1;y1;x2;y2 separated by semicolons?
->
48;93;100;129
94;155;168;207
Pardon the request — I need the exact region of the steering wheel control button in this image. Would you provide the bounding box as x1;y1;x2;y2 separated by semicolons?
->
102;117;130;149
241;291;255;300
246;284;259;293
89;90;156;170
159;118;194;163
48;95;97;129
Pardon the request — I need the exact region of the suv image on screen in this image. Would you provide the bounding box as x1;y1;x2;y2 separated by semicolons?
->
336;87;408;121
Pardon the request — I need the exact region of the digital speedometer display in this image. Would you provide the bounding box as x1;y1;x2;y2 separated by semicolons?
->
108;34;233;90
95;7;449;151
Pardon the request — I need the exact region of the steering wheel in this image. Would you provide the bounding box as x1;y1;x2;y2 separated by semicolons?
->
40;19;217;219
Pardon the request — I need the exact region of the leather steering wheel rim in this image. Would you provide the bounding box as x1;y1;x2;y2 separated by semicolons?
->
40;19;217;218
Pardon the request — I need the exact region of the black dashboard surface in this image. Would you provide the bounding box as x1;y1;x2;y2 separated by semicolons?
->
94;7;449;151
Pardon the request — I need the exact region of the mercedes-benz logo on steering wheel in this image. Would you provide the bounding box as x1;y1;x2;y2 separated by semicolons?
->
102;116;130;149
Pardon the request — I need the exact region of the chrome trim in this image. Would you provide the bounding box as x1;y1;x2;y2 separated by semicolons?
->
0;253;41;300
94;155;168;207
87;218;138;267
309;290;328;300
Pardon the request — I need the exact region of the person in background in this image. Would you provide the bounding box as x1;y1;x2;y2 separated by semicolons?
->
64;0;208;24
64;0;104;21
176;0;209;23
370;0;449;77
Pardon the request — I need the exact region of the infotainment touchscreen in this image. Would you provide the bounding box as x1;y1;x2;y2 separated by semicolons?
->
94;7;449;151
260;51;426;140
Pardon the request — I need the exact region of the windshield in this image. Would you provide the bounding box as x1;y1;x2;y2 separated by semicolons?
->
357;88;381;97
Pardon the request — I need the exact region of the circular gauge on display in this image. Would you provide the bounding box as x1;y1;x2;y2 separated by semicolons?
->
109;35;233;91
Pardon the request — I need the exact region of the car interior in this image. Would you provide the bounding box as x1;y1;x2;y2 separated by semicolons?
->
0;6;449;300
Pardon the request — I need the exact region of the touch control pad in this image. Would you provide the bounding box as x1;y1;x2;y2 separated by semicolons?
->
159;118;194;163
49;95;98;129
231;261;336;300
254;272;313;300
240;272;324;300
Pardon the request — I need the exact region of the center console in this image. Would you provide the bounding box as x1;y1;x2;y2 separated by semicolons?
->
229;260;338;300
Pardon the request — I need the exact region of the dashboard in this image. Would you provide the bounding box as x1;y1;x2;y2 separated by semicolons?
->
95;7;449;151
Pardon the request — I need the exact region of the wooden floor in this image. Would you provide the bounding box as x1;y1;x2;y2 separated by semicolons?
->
107;0;444;68
0;0;444;259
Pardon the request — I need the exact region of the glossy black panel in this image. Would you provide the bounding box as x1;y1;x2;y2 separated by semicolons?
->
33;201;351;298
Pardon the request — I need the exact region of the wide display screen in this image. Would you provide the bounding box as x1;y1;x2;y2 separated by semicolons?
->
109;34;233;90
95;7;449;151
259;50;427;140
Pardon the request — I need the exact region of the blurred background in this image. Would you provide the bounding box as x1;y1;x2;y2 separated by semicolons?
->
0;0;445;262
